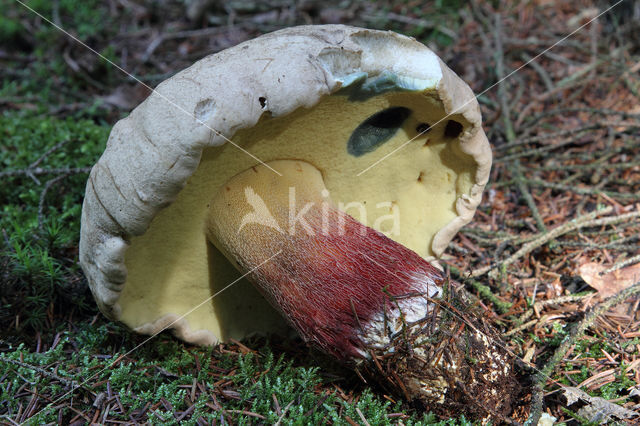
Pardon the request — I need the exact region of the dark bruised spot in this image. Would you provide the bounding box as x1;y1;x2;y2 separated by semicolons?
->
444;120;463;138
258;97;267;109
417;171;424;182
347;107;412;157
416;123;431;134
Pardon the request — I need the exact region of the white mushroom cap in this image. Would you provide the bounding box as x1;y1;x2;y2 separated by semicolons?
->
79;25;491;346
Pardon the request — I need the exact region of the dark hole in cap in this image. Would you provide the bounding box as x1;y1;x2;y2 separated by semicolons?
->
258;97;267;109
416;123;431;134
444;120;463;138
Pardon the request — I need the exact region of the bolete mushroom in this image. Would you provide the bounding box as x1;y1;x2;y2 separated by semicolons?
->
80;25;528;419
80;25;490;345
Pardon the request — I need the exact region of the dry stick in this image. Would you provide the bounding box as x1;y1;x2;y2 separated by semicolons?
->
505;125;635;166
37;174;70;232
496;138;591;163
558;241;639;251
583;223;638;236
493;13;547;234
521;52;555;92
526;107;640;128
465;220;550;249
0;356;78;389
480;208;640;278
273;400;294;426
511;161;548;233
27;141;71;184
493;145;638;187
0;139;75;184
525;280;640;425
361;12;457;39
576;147;614;213
527;180;640;200
29;140;71;170
470;207;640;278
515;40;633;129
601;254;640;275
539;159;640;172
355;407;371;426
494;123;602;151
0;414;19;426
493;123;637;163
510;293;594;335
515;79;594;130
448;265;513;314
494;13;516;142
0;166;92;179
508;74;527;121
1;165;91;235
503;318;540;337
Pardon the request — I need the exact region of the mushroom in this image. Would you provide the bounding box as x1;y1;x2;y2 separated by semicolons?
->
80;24;528;421
206;159;523;420
80;25;491;346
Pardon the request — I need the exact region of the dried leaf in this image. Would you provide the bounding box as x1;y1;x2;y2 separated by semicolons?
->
567;8;600;29
562;386;638;424
578;261;640;299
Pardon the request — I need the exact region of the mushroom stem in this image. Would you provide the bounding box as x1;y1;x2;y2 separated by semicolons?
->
206;160;527;422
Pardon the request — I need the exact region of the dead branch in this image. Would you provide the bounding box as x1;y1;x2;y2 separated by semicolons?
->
471;207;640;278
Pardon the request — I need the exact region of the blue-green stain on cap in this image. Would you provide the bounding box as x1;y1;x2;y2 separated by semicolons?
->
347;107;412;157
336;70;436;102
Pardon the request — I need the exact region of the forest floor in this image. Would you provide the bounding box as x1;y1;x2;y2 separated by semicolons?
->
1;0;639;424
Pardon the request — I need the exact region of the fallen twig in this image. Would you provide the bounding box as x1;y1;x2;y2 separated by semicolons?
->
510;160;547;232
449;265;513;313
0;166;92;179
361;12;457;39
600;254;640;276
524;106;640;129
37;174;71;232
470;207;640;278
515;293;594;326
525;180;640;201
525;280;640;425
0;356;78;389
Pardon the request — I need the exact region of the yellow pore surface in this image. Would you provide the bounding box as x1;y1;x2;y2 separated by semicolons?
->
120;91;476;342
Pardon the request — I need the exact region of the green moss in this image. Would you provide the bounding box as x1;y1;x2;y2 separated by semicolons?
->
0;113;109;336
0;0;124;120
0;322;474;424
2;0;111;42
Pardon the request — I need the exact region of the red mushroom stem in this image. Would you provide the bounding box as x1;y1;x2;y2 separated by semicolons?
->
241;200;442;361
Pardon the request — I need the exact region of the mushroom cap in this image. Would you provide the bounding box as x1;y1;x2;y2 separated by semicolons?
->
79;24;492;346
